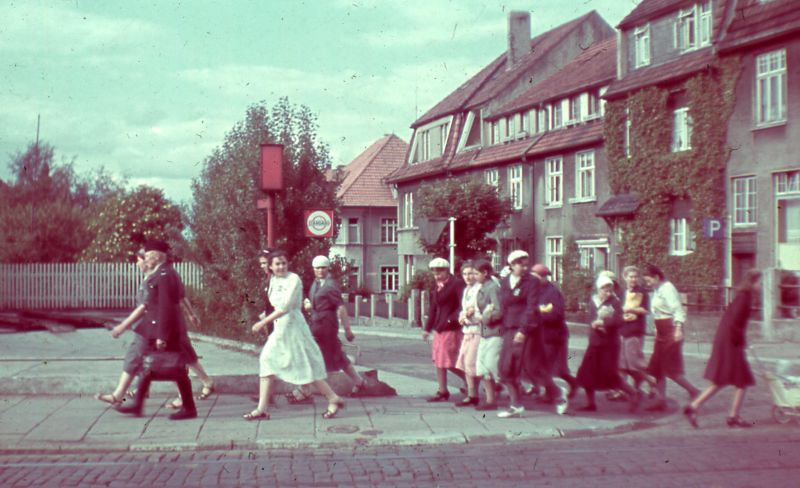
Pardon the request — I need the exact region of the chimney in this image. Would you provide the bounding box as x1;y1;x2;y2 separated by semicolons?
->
507;11;531;70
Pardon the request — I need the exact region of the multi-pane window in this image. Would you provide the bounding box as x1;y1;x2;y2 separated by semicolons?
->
381;218;398;243
732;176;757;226
507;116;515;139
624;108;632;157
669;218;695;256
537;108;548;133
552;102;563;129
403;192;414;228
348;266;360;290
676;2;712;52
578;240;609;273
776;171;800;195
776;171;800;244
756;49;787;125
347;218;360;244
380;266;399;292
485;168;499;187
546;237;563;282
491;121;500;144
575;151;595;200
520;111;529;134
569;95;581;122
672;108;693;152
587;91;600;118
414;122;449;163
508;164;523;210
634;24;651;68
545;157;563;206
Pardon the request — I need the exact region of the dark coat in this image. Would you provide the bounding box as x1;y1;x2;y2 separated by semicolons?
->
703;290;755;388
140;263;196;361
499;273;538;335
536;280;568;345
576;294;625;391
425;275;466;333
586;294;623;347
308;277;344;335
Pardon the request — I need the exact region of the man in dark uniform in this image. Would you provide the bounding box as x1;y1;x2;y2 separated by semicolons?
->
117;240;197;420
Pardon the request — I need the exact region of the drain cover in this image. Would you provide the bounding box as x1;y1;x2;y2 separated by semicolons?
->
327;425;360;434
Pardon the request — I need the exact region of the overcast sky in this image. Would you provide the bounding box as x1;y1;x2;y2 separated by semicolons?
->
1;0;640;204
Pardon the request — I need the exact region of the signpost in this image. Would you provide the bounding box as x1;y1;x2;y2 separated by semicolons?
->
259;144;284;248
304;210;334;238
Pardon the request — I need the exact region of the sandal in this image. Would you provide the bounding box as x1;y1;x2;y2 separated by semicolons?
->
197;383;215;400
683;405;699;428
243;409;270;421
284;388;313;404
322;399;345;419
94;393;122;406
165;398;183;409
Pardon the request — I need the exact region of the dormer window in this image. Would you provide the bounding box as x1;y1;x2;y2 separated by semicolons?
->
634;24;651;68
552;102;563;129
568;95;581;123
410;117;451;163
675;1;712;52
537;107;548;133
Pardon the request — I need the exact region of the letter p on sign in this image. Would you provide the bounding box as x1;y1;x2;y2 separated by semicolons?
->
704;218;724;240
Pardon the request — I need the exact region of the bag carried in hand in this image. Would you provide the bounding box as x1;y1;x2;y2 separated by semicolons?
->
142;351;187;380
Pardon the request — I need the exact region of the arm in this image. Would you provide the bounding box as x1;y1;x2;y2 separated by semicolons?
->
662;282;687;340
252;276;300;333
111;304;146;338
181;298;200;329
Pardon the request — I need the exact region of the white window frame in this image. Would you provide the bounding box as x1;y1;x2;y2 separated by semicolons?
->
577;238;609;272
545;236;563;282
669;217;695;256
732;176;757;227
485;168;499;187
675;2;712;52
672;107;693;152
403;192;414;228
552;102;563;129
381;218;398;243
776;171;800;196
508;164;523;210
634;24;651;68
755;48;787;126
537;108;548;134
568;94;581;123
624;107;632;158
408;116;453;164
574;151;596;201
545;156;563;207
380;266;400;293
347;218;361;244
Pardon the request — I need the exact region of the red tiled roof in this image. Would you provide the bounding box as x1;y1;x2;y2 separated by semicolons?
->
495;37;616;117
719;0;800;52
618;0;693;28
336;134;408;207
413;11;606;128
526;120;604;158
448;136;539;172
603;48;714;100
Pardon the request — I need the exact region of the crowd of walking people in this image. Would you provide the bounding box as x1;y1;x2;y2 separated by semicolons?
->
95;241;759;427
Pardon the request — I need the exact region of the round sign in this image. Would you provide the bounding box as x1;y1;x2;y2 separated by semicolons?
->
306;210;333;236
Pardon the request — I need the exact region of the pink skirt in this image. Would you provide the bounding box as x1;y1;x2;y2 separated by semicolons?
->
432;330;463;369
455;332;481;377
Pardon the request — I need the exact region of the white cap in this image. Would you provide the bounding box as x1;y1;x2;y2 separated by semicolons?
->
429;257;450;269
312;255;330;268
596;275;614;290
507;250;529;265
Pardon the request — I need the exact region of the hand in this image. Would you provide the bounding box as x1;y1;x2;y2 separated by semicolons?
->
345;329;355;342
111;324;126;339
591;320;603;330
156;339;166;350
186;314;200;329
673;327;684;342
303;298;312;311
422;331;430;342
465;307;475;318
513;332;526;344
252;322;264;334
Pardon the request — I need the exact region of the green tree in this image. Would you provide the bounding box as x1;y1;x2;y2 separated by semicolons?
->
416;176;513;261
559;236;593;312
189;98;340;341
80;185;185;262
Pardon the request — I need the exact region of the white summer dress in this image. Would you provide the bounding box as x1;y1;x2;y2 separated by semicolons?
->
259;272;327;384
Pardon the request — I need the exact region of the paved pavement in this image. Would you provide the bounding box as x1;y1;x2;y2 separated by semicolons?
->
0;320;797;453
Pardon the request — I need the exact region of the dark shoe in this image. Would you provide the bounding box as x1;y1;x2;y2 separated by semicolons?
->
116;403;143;417
726;416;753;428
645;401;668;412
577;404;597;412
683;405;699;428
426;390;450;402
455;397;479;407
567;384;578;400
475;402;498;411
169;408;198;421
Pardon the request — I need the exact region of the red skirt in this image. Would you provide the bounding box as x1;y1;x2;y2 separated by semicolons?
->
432;330;462;369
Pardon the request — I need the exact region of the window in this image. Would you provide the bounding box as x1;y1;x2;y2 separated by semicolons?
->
545;157;562;206
537;108;548;133
521;110;531;134
624;108;632;157
491;121;500;144
488;250;500;271
552;102;563;129
676;2;712;52
756;49;787;125
403;256;416;284
733;176;757;226
776;171;800;244
577;239;609;273
546;237;563;282
334;220;345;244
380;266;399;292
569;95;581;123
413;121;449;163
403;192;414;228
506;116;515;140
381;218;398;243
634;24;650;68
348;266;360;290
587;91;600;118
508;164;523;210
575;151;596;200
485;168;499;187
669;218;695;256
776;171;800;195
672;108;693;152
347;218;360;244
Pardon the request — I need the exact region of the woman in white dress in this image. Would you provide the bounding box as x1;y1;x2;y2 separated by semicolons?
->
244;250;345;421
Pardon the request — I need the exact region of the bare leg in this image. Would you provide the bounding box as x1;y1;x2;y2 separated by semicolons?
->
312;379;344;405
690;384;721;410
505;380;521;406
188;361;213;387
343;364;364;387
483;377;496;404
448;367;467;390
256;376;272;413
436;367;448;393
112;372;134;401
670;374;700;398
729;388;747;418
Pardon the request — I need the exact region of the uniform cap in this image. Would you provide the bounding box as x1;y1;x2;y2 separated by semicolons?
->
507;250;529;265
312;256;330;268
428;257;450;269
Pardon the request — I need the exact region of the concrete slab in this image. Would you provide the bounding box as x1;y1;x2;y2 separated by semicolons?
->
23;396;105;442
0;396;71;435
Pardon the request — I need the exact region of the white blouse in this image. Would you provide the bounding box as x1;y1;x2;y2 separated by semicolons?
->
650;280;686;324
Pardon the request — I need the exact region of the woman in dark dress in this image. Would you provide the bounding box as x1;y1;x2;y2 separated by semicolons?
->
575;274;639;412
683;270;760;429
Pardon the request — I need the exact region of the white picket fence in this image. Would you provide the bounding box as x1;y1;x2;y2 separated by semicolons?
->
0;263;203;310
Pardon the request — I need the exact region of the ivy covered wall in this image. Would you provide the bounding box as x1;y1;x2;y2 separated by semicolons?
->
603;57;741;290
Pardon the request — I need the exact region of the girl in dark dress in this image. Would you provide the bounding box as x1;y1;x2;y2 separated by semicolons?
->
683;270;761;429
575;274;639;412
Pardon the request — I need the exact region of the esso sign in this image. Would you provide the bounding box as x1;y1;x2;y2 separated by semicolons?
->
305;210;334;237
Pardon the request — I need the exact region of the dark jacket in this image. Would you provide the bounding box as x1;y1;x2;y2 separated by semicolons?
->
499;273;538;335
477;279;503;338
425;275;466;333
140;263;188;350
587;294;623;347
308;277;344;335
536;280;568;345
619;284;649;338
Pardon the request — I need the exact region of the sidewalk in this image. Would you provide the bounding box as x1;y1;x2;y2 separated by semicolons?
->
0;324;796;453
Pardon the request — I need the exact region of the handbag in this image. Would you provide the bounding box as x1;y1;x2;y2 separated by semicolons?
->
142;350;187;380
